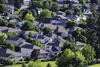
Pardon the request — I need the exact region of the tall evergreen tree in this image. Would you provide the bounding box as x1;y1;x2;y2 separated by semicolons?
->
87;0;100;59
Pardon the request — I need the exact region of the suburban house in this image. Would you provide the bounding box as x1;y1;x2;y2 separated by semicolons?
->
6;37;25;46
0;48;23;61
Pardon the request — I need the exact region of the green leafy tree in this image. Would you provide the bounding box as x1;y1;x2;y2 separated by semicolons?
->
79;0;87;6
0;18;8;26
21;22;34;31
8;43;15;51
86;2;100;59
82;45;96;63
57;49;86;67
66;10;73;16
7;32;18;38
0;4;7;14
51;2;60;11
21;22;40;32
65;20;77;28
39;9;53;22
8;23;16;28
43;1;50;9
31;1;43;8
43;27;52;34
24;13;35;21
0;31;8;44
62;41;76;51
32;40;43;48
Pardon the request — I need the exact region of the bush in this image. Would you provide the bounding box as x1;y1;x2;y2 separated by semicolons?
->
7;32;18;38
7;23;16;28
66;10;73;15
0;18;8;26
0;58;13;65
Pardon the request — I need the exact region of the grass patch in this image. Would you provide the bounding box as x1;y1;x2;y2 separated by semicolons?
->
88;64;100;67
5;61;56;67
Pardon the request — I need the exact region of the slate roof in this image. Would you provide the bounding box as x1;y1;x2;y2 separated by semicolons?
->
7;37;23;41
21;44;33;49
0;48;22;57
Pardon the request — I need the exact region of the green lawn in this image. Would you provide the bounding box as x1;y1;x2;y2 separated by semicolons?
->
5;61;56;67
5;61;100;67
88;64;100;67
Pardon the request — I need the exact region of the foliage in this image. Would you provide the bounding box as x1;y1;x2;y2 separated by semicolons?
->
7;43;15;51
51;2;60;11
32;40;43;48
65;20;77;28
43;27;52;34
72;30;87;43
7;32;18;38
62;41;76;51
0;18;8;26
62;4;69;11
74;7;82;15
8;23;16;28
78;21;87;28
0;58;13;65
57;49;86;67
24;13;35;21
0;4;7;14
79;0;87;6
82;45;96;63
86;3;100;59
0;31;8;44
39;9;53;22
21;22;39;32
31;0;43;8
66;10;73;15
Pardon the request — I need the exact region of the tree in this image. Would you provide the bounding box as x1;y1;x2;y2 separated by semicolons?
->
8;43;15;51
0;18;8;26
0;31;8;44
51;2;60;11
79;0;87;6
57;49;86;67
43;27;52;34
21;22;40;32
32;40;43;48
65;20;77;28
86;1;100;59
31;0;43;9
0;4;7;14
66;10;73;16
24;13;35;21
39;9;53;22
43;1;50;9
13;0;22;9
7;32;18;38
8;23;16;28
62;41;76;51
28;32;32;39
72;30;87;43
82;45;96;63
